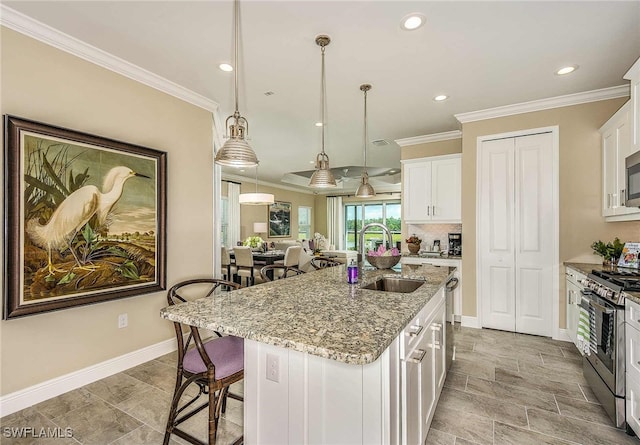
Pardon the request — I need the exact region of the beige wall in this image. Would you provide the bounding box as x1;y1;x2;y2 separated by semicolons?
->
461;98;640;326
314;195;328;237
221;180;316;243
0;28;216;394
401;138;462;160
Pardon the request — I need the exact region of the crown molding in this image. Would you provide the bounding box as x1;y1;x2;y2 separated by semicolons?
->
454;85;629;124
0;5;219;112
624;57;640;80
222;173;316;195
395;130;462;147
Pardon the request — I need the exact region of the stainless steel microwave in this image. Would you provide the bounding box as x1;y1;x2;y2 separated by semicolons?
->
627;150;640;207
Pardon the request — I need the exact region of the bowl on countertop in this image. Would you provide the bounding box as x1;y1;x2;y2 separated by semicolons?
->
366;254;401;269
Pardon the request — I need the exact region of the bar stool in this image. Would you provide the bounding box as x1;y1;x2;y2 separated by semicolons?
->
234;246;255;287
259;264;305;282
163;279;244;445
311;257;342;269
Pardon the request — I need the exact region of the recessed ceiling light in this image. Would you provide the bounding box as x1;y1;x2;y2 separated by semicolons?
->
219;63;233;72
434;95;448;101
315;122;323;127
401;13;426;30
556;65;578;75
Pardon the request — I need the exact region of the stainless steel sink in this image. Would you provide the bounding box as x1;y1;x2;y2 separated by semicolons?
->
361;277;426;293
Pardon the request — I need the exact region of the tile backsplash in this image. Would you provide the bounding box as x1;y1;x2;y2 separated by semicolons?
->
407;223;462;252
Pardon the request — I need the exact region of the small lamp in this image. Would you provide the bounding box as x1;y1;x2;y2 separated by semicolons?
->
253;222;268;234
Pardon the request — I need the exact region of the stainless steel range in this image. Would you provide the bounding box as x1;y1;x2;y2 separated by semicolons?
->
580;269;640;429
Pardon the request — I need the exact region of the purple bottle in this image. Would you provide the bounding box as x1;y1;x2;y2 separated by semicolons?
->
347;259;358;284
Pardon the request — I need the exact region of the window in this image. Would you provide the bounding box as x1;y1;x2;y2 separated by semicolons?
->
298;206;312;240
221;197;229;247
344;201;401;251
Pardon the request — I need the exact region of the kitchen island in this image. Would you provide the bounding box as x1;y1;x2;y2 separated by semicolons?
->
161;263;454;444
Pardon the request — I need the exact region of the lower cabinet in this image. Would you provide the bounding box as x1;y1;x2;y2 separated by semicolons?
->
565;266;586;348
627;298;640;436
401;289;446;445
244;287;448;444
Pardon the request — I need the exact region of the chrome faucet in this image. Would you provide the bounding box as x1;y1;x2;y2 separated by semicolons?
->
359;222;393;264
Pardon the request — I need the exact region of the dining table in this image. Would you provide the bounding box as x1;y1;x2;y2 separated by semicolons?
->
229;249;285;282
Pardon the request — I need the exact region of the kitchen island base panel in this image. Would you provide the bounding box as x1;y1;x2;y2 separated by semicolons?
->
244;338;400;445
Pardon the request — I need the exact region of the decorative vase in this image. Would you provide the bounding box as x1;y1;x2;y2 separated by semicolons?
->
407;243;420;254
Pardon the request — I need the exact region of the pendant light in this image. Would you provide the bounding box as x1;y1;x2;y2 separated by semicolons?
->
239;165;274;205
309;35;337;188
355;84;375;198
214;0;259;167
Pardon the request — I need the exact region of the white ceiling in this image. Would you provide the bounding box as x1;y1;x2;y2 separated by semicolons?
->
4;1;640;193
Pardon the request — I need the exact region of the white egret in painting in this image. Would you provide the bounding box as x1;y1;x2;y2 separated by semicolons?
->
26;166;149;274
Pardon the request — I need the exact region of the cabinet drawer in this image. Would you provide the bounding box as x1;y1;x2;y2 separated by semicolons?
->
565;267;586;287
403;310;427;357
627;371;640;436
626;299;640;326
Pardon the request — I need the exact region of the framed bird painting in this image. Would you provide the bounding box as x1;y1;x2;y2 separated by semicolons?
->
3;115;167;318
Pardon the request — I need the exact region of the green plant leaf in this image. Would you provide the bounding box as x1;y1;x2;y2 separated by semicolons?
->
116;261;139;280
57;272;76;285
42;155;70;197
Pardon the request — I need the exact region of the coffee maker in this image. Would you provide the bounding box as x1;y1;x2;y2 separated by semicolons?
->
448;233;462;256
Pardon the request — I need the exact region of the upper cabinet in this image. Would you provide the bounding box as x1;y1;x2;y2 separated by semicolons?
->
599;56;640;221
402;154;461;224
600;101;640;220
624;57;640;152
600;101;638;218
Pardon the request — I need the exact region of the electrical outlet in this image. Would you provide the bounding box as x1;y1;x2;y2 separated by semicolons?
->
118;313;128;329
266;353;279;383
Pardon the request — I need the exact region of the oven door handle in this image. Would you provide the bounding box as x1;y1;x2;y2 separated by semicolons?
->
588;299;614;314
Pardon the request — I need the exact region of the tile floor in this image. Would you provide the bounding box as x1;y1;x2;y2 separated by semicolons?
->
428;326;640;445
2;327;640;444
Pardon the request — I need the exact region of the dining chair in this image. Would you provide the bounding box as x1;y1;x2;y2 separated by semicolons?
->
311;257;342;270
163;279;244;445
275;245;302;269
220;247;236;282
234;246;255;287
259;264;305;282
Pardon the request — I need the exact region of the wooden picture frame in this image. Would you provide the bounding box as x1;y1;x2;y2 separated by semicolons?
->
268;201;291;238
3;115;167;319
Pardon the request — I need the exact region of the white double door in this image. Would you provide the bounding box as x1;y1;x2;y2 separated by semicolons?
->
479;132;555;336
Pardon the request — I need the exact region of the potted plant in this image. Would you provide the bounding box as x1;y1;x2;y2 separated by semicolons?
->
244;236;265;251
405;235;422;254
591;237;624;266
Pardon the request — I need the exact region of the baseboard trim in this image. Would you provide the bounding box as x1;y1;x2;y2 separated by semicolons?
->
0;338;176;417
554;328;572;343
461;316;481;328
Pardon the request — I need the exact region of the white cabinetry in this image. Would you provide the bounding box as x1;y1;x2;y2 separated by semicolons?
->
244;285;448;444
565;266;586;347
624;57;640;152
401;290;446;445
626;298;640;436
402;256;462;321
402;154;461;223
600;101;639;220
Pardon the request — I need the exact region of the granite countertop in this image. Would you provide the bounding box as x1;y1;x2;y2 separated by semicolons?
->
564;262;640;305
160;263;454;365
564;262;601;276
403;253;462;261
